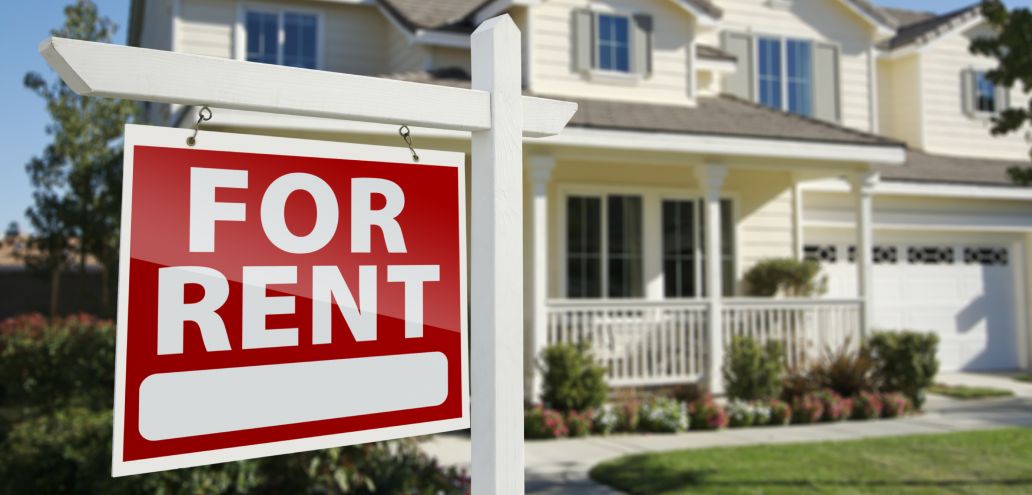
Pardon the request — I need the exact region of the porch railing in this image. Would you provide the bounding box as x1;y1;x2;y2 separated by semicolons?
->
544;298;863;387
722;299;863;369
545;300;708;387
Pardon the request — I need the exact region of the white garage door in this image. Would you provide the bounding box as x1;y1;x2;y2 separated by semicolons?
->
809;243;1020;371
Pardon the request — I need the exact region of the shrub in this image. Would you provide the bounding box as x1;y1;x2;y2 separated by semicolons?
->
723;336;786;401
813;340;879;398
815;389;851;422
688;394;728;430
790;394;824;424
881;392;910;418
639;397;690;433
768;399;791;426
742;258;826;297
617;400;642;432
752;401;773;426
539;342;608;413
566;410;593;437
525;405;567;439
726;399;756;428
781;365;822;403
852;390;883;420
869;331;939;410
592;404;620;435
0;314;468;494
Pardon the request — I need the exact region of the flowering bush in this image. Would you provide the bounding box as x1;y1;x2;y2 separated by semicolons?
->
790;394;824;424
566;410;593;437
525;405;567;439
816;389;852;422
852;390;883;420
726;399;756;428
752;401;773;426
881;392;910;418
768;399;791;426
639;397;689;433
617;401;642;432
688;394;728;430
592;404;620;435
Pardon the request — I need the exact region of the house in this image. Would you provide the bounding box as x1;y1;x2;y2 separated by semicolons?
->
127;0;1032;398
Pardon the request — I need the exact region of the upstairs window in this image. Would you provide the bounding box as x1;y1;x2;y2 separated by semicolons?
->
786;39;813;116
597;14;631;73
975;71;997;113
244;10;319;69
757;37;782;110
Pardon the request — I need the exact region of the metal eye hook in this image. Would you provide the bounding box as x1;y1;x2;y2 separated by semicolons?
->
398;125;419;162
186;106;213;146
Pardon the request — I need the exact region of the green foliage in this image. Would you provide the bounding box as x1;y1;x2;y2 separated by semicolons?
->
742;258;826;297
767;399;791;426
851;391;883;420
687;395;727;430
790;394;823;424
868;331;939;410
722;336;785;401
638;397;689;433
566;410;593;437
810;340;879;398
0;314;468;494
970;1;1032;173
524;406;567;439
24;0;138;316
928;383;1014;400
538;342;608;412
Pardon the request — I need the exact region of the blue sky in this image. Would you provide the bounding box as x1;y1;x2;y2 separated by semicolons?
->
0;0;1030;231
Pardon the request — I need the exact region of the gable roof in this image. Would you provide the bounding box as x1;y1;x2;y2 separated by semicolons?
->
382;68;900;148
881;3;982;50
840;0;899;30
873;149;1022;187
376;0;722;32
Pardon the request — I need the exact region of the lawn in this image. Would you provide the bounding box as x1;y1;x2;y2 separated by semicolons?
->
928;383;1014;399
1014;373;1032;383
590;428;1032;494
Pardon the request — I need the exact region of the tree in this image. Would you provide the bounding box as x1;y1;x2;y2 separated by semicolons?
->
969;0;1032;184
24;0;137;315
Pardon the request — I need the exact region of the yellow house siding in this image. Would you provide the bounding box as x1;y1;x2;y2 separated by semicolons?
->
178;0;235;59
702;0;877;132
529;0;695;105
727;170;796;277
386;22;427;73
878;54;922;147
919;25;1030;160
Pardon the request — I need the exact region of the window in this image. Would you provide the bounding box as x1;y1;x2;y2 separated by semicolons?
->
244;10;318;69
663;199;735;298
597;14;631;73
757;37;782;110
566;195;642;299
975;71;997;113
786;39;812;116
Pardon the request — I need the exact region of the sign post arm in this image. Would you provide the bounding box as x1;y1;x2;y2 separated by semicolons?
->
471;15;524;494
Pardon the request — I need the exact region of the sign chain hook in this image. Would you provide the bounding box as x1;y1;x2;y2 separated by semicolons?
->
186;106;213;146
398;125;419;162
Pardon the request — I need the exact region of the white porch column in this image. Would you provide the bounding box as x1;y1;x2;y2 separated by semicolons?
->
851;171;879;340
528;155;554;403
696;164;728;394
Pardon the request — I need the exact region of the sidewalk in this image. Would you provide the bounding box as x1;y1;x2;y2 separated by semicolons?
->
422;380;1032;494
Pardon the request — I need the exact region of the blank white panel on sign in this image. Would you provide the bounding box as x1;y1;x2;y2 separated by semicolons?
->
139;352;448;440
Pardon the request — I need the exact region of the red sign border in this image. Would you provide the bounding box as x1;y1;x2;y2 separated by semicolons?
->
112;124;470;476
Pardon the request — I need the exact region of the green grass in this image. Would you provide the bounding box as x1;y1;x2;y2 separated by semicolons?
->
1014;373;1032;383
590;428;1032;494
928;383;1014;400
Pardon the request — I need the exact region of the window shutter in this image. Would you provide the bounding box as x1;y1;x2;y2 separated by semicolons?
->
573;10;594;72
812;42;841;122
995;84;1010;113
961;69;975;115
631;14;653;77
721;31;754;99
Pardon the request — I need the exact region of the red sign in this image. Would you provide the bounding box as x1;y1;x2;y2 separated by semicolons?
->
113;125;468;476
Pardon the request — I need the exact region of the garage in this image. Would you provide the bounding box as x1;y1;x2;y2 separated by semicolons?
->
806;238;1023;372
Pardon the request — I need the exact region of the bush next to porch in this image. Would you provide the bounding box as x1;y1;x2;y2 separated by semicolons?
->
538;342;608;413
742;258;826;297
868;331;939;409
722;336;785;402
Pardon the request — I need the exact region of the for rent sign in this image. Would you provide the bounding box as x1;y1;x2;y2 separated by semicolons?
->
113;125;468;476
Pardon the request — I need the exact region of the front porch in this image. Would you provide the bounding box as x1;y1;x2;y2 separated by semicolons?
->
524;155;879;399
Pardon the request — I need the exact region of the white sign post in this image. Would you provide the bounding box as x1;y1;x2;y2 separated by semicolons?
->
40;14;575;493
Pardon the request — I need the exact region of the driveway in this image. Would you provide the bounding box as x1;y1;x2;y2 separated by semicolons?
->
421;373;1032;494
